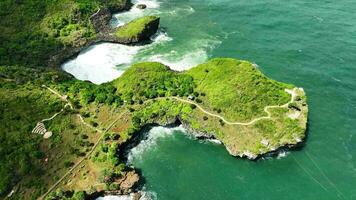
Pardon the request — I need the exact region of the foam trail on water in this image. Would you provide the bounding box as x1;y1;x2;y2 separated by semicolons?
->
127;126;185;164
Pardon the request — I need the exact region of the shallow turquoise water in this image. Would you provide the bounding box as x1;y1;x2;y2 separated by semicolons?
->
127;0;356;199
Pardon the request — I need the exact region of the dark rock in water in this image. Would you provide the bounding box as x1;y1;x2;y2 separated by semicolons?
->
115;16;160;44
136;4;147;9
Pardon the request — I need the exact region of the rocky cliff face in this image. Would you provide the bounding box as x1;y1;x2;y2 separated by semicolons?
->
90;8;113;33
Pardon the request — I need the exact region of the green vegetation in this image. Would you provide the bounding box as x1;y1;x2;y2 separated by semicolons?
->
0;85;62;196
0;0;307;192
113;62;194;103
109;59;307;158
0;67;102;199
115;16;159;42
0;0;128;67
0;57;307;198
187;58;293;121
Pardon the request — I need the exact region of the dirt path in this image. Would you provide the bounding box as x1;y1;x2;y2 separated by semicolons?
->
39;86;297;199
170;88;297;126
39;86;127;200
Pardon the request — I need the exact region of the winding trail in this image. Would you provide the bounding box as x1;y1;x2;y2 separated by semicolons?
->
39;86;298;199
170;88;297;126
39;86;127;200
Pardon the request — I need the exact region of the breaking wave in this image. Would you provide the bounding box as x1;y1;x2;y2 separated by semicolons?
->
127;126;185;164
111;0;161;27
96;190;157;200
61;30;172;84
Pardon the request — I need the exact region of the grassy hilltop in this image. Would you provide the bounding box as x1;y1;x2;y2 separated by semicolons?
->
111;59;308;157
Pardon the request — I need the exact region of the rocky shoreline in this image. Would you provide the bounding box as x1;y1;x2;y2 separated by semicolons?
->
48;2;160;69
112;113;308;199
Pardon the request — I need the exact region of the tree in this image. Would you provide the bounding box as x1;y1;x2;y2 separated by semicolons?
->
95;93;106;103
72;191;86;200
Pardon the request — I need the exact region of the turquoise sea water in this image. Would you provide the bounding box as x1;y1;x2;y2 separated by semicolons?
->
128;1;356;199
64;0;356;199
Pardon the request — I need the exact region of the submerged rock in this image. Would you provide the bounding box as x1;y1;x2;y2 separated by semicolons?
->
136;4;147;9
115;16;160;44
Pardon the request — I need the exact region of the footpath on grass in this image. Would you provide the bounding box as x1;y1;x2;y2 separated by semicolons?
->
169;88;297;126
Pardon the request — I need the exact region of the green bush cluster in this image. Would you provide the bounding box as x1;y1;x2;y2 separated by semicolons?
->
46;189;86;200
114;62;195;103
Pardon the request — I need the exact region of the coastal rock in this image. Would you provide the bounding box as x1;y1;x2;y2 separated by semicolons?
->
115;16;160;44
117;171;140;194
107;0;133;13
136;4;147;9
132;192;142;200
90;8;112;33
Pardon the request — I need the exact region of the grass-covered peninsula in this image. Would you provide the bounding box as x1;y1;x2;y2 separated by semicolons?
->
0;0;308;199
0;58;308;199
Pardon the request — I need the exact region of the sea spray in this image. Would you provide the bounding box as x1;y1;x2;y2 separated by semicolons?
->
111;0;161;27
62;0;221;84
127;126;185;164
61;30;172;84
96;190;157;200
61;43;142;84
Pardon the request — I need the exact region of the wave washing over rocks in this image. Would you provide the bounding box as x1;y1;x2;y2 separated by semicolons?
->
127;126;185;164
61;31;171;84
96;191;157;200
61;0;221;84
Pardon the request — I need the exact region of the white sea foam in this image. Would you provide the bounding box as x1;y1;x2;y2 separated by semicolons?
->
111;0;160;27
61;30;172;84
147;37;221;71
150;30;172;43
277;151;289;159
127;126;185;164
96;195;132;200
96;191;156;200
62;43;143;84
63;0;221;84
206;139;222;145
148;49;208;71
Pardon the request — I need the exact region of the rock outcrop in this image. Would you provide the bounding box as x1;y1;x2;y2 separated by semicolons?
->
136;4;147;9
114;170;140;194
90;8;113;33
115;16;160;44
